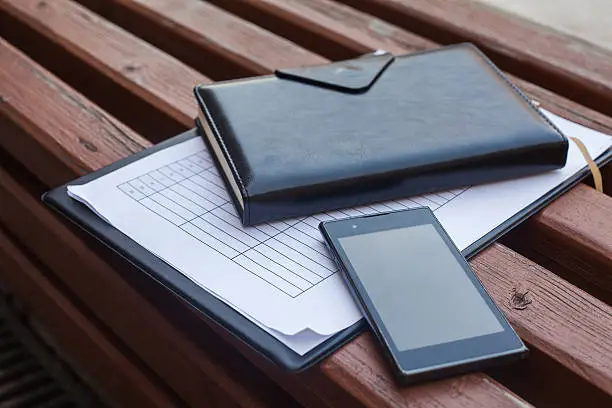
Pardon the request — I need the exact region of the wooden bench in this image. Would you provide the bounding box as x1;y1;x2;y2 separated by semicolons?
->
1;1;610;407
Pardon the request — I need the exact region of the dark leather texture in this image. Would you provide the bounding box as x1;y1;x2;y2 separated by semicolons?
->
194;43;569;226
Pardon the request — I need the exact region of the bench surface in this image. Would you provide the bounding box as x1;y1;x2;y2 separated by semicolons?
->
0;1;611;407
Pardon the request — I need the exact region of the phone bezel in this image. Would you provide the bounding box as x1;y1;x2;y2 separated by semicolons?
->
319;207;527;382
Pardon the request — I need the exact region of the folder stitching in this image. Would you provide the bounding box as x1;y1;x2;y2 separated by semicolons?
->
195;87;250;220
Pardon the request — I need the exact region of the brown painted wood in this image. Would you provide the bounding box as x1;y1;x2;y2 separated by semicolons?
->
0;23;529;408
487;346;612;408
524;184;612;299
75;0;326;79
0;0;206;135
8;0;611;171
10;0;612;182
206;0;435;60
310;333;530;408
0;37;146;186
0;39;299;408
0;156;334;408
0;227;180;408
472;244;612;396
341;0;612;118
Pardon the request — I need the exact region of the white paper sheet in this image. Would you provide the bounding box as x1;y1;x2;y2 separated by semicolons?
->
67;109;611;355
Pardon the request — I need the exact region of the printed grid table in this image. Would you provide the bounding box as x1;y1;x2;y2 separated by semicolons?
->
117;148;467;297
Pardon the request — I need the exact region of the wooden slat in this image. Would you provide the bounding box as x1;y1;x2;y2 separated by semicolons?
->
207;0;612;330
340;0;612;118
486;346;612;408
472;244;612;395
78;0;326;79
512;184;612;302
14;0;612;170
205;0;435;59
0;37;146;186
0;296;103;407
308;334;530;408
0;38;296;408
0;18;528;408
0;227;179;408
0;0;206;131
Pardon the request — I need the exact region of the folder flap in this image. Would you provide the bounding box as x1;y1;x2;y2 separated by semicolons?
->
275;51;394;93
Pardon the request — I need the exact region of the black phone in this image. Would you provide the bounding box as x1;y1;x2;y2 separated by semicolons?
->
319;207;527;385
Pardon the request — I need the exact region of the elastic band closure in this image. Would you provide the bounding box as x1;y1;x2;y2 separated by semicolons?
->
570;136;604;192
530;100;604;192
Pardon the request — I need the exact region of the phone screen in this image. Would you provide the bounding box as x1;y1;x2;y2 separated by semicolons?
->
338;223;504;352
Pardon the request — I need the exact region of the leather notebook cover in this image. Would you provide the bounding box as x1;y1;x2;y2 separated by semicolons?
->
194;43;569;226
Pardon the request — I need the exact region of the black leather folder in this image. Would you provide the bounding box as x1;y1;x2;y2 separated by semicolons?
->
194;43;569;226
42;127;610;373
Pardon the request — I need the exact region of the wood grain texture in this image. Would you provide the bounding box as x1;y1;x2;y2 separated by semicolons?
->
312;333;531;408
531;184;612;296
487;346;612;408
206;0;435;59
0;38;146;187
11;0;612;165
473;243;612;395
0;228;180;408
0;23;182;140
0;42;297;408
0;0;205;127
76;0;326;79
342;0;612;117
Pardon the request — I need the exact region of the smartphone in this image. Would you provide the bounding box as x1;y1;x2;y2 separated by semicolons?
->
319;207;527;385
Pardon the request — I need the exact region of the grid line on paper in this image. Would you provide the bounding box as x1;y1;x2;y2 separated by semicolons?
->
117;149;470;298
